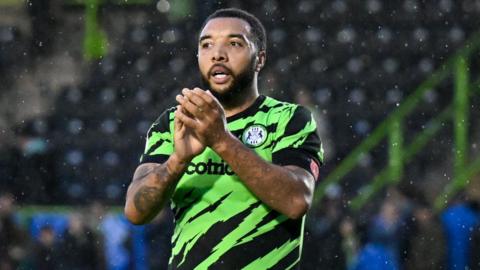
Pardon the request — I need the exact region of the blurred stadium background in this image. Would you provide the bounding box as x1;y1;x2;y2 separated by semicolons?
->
0;0;480;269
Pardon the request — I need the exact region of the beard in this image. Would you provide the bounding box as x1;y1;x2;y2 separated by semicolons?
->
200;57;256;107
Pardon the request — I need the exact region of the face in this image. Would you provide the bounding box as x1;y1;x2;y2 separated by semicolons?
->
198;17;260;102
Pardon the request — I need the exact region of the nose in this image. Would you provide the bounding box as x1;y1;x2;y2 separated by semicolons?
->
212;45;228;62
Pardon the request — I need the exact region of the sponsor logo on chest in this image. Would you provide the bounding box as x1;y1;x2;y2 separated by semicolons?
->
186;159;235;175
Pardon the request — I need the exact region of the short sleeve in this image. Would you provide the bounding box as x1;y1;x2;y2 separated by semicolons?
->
139;107;175;164
271;106;324;180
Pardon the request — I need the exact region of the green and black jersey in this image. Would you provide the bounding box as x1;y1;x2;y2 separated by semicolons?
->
140;95;323;270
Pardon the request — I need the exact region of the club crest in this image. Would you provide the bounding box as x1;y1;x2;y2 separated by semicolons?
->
242;125;268;147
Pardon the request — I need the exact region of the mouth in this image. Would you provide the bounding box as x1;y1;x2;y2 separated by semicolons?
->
209;65;232;85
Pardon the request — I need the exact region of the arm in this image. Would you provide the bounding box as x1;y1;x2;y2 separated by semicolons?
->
175;89;317;219
124;155;186;225
125;101;206;224
214;134;315;219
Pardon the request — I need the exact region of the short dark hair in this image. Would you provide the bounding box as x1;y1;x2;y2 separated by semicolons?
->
200;8;267;53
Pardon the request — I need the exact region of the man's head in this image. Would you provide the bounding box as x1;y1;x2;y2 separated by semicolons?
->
197;8;267;104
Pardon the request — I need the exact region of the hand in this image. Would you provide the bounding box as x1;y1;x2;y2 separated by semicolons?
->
173;101;206;163
175;88;230;150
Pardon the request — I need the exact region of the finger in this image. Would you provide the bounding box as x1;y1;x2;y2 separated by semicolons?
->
177;94;206;118
174;107;198;129
192;88;216;109
175;120;185;138
176;94;199;115
179;101;194;118
174;106;185;136
203;90;222;108
182;89;208;109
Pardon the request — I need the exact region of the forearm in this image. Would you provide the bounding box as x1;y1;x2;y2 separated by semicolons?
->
124;154;187;224
213;133;314;219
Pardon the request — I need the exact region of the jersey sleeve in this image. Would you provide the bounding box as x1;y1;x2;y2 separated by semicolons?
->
139;108;175;164
271;106;324;180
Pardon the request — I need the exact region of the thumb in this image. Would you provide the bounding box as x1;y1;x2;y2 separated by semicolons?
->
174;107;185;136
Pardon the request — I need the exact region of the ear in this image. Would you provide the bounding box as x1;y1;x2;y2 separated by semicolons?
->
255;51;266;72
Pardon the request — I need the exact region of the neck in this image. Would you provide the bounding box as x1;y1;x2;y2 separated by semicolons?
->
222;76;259;117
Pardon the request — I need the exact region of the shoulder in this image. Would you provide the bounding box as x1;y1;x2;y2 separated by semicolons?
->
261;96;296;111
262;96;313;124
153;106;176;125
148;106;177;135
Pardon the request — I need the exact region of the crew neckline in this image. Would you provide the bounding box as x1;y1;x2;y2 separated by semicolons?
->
226;95;266;123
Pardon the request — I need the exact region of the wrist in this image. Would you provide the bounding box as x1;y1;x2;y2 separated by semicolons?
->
166;153;190;176
211;131;236;154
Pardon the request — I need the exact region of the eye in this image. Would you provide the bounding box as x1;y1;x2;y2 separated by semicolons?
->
230;41;243;47
200;42;212;49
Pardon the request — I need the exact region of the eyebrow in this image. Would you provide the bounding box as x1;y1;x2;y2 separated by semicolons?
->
199;34;248;43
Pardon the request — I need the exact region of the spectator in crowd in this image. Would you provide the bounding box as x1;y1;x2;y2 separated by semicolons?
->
101;213;132;270
146;207;173;269
470;223;480;269
404;202;446;269
340;216;360;269
26;0;56;56
0;145;16;195
351;216;399;270
32;225;62;270
294;86;334;162
352;241;400;270
61;212;105;270
85;201;107;232
0;192;29;270
441;196;480;270
303;184;345;270
11;120;57;204
367;198;403;266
